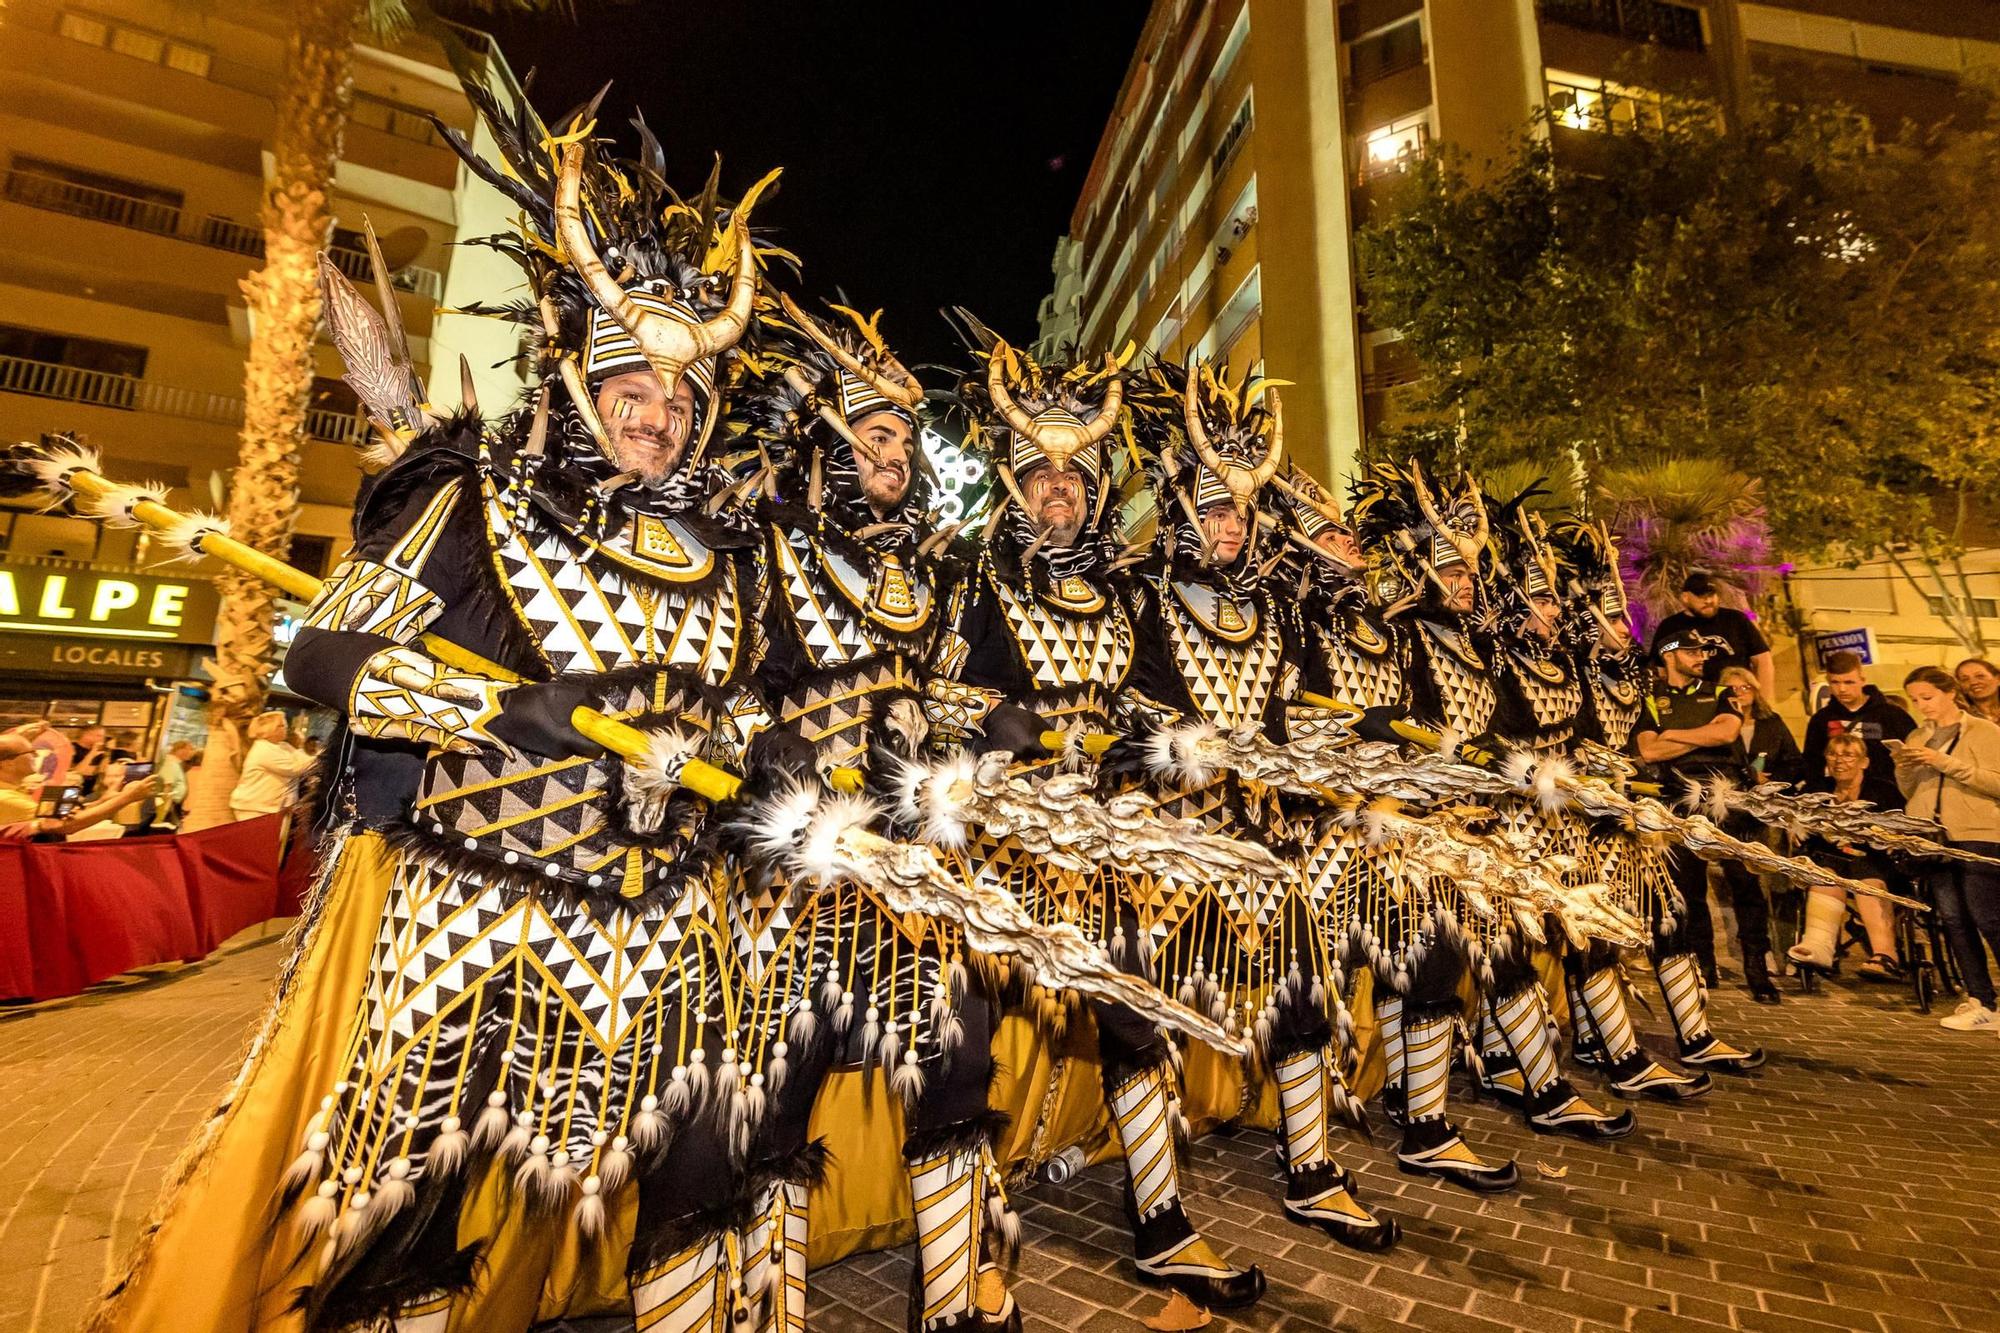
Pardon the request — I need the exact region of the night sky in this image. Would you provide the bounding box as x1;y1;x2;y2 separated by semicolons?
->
482;2;1153;370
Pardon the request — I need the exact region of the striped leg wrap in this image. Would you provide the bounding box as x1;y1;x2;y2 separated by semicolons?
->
909;1144;984;1330
1492;987;1561;1096
1657;953;1713;1046
391;1295;453;1333
743;1181;809;1333
631;1235;731;1333
1579;967;1640;1063
1403;1011;1452;1124
1377;993;1405;1085
1109;1065;1184;1222
1274;1050;1329;1174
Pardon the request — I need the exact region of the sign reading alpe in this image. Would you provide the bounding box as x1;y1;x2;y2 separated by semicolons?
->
0;563;220;643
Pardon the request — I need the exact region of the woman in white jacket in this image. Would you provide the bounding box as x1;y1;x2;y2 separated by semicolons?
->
227;710;317;823
1895;666;2000;1032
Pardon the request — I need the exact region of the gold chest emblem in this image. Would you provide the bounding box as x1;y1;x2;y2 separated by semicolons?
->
1526;655;1566;683
635;516;687;563
1348;618;1387;654
1216;600;1246;634
874;555;917;617
1059;575;1092;604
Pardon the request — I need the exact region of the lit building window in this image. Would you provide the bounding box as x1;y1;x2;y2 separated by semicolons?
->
58;9;212;79
1546;70;1667;133
1360;111;1431;181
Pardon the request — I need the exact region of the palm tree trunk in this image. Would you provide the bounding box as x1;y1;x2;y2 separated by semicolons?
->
185;0;359;832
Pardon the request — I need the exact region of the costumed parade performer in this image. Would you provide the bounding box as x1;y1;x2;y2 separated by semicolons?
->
1114;359;1404;1244
1344;464;1522;1191
91;95;795;1331
1551;521;1763;1083
1462;499;1643;1136
729;295;1022;1333
944;335;1273;1306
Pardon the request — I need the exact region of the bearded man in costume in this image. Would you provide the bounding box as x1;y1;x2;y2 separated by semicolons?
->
89;105;799;1332
945;339;1271;1308
1555;525;1766;1077
1117;360;1401;1247
1347;464;1521;1192
731;297;1023;1333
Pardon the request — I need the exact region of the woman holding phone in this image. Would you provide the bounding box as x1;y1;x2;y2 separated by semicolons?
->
1895;666;2000;1032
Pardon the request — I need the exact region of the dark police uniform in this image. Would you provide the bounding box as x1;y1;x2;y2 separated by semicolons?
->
1636;677;1777;994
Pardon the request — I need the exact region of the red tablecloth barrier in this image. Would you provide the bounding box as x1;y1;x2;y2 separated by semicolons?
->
0;809;313;1003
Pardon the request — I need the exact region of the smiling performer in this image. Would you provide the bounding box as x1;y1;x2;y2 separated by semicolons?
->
733;297;1026;1333
1347;463;1521;1191
88;94;798;1330
1118;358;1401;1248
947;337;1269;1309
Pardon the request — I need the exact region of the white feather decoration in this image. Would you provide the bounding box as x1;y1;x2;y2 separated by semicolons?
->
15;438;101;496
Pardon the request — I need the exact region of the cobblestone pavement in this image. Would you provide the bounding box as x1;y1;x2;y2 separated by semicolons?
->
6;938;1999;1332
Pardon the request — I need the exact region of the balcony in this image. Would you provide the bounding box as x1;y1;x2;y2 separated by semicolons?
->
0;353;367;445
1537;0;1705;51
2;168;444;302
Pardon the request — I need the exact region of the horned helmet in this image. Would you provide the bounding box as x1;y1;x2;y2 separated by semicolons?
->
1552;518;1637;655
1137;355;1285;578
1350;460;1490;614
753;294;932;528
967;339;1126;577
436;84;770;486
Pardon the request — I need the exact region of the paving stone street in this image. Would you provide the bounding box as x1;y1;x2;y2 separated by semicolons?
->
5;933;1999;1332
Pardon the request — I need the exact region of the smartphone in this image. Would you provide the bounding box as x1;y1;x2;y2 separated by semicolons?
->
36;784;81;818
121;761;155;781
1883;738;1905;749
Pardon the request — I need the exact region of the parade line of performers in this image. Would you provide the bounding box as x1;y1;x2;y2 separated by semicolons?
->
33;86;1969;1333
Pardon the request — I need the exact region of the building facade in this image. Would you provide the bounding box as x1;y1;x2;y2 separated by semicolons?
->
1041;0;2000;489
0;0;525;741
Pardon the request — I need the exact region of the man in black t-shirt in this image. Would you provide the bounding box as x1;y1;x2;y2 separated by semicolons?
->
1649;571;1774;697
1635;629;1781;1004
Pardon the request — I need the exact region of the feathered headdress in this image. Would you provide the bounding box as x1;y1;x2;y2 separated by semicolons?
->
1349;460;1489;607
949;317;1131;584
1486;483;1566;640
433;79;778;474
743;296;935;539
1551;518;1636;651
1129;355;1285;584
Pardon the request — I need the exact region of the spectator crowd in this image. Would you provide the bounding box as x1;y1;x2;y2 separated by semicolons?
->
0;709;322;841
1650;570;2000;1035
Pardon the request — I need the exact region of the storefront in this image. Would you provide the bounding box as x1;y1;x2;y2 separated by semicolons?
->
0;559;219;752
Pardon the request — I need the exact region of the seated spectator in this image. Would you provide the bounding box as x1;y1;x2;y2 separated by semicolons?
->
1894;666;2000;1033
228;711;316;822
1957;657;2000;725
1722;666;1802;786
1789;734;1903;980
0;735;158;839
1803;651;1914;791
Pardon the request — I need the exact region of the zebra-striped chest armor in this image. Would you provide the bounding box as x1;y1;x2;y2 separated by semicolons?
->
769;525;936;769
1311;604;1405;711
416;483;748;899
1161;579;1286;732
990;572;1133;731
1413;618;1497;738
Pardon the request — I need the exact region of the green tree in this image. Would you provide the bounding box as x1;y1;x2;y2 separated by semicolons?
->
1356;84;2000;653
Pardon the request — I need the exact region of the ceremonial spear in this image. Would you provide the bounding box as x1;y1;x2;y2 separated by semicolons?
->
2;438;1265;1057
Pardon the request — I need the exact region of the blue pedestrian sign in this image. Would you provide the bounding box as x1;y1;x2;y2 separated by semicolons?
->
1812;627;1876;668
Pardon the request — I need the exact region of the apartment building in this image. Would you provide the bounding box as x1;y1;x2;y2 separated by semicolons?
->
1043;0;2000;488
0;0;525;736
